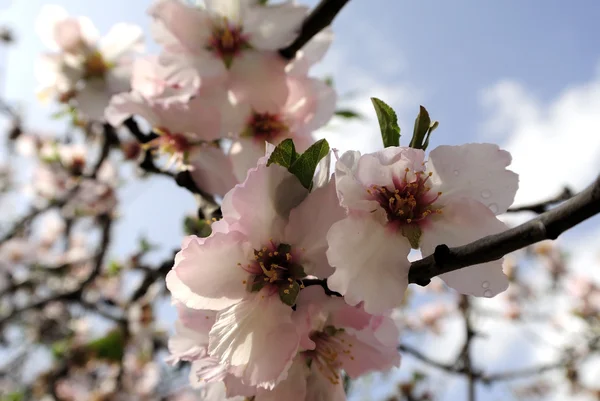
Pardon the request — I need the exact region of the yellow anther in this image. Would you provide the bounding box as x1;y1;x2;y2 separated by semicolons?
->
406;218;412;223
283;289;290;294
212;218;217;222
438;191;443;196
405;168;410;172
286;253;292;261
268;252;273;257
242;280;247;284
274;251;279;255
428;172;433;176
262;247;267;252
288;278;293;282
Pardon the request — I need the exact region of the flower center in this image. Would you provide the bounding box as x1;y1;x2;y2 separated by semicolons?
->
244;112;289;142
207;19;250;67
305;327;354;385
368;169;443;226
150;127;192;155
242;242;306;306
83;51;110;80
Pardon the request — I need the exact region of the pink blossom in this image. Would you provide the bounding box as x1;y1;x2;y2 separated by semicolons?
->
166;159;345;388
149;0;307;109
35;5;144;120
326;144;519;313
130;55;200;102
228;76;336;181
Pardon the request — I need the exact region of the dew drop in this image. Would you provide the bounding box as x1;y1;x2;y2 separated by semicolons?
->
453;170;460;176
488;203;499;214
481;190;492;199
484;290;493;298
482;281;490;289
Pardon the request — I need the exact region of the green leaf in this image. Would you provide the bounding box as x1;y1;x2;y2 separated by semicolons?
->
409;106;438;150
371;97;400;148
267;139;297;169
279;281;300;306
334;109;362;119
86;329;125;362
184;216;212;237
288;263;306;279
288;139;330;189
107;260;122;276
251;276;267;292
1;392;24;401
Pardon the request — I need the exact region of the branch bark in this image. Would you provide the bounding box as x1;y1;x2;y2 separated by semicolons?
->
279;0;350;60
408;173;600;286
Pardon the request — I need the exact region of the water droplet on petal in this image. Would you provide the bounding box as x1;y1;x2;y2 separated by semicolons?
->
484;290;493;298
453;170;460;176
489;203;499;214
482;281;490;289
481;190;492;199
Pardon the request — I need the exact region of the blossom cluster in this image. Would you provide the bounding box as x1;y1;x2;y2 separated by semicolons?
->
166;139;519;399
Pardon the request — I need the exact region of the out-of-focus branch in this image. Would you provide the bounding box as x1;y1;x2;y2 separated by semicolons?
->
507;187;575;214
408;174;600;286
0;214;112;328
279;0;350;60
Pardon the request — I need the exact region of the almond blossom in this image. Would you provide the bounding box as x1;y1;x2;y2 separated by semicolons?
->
167;286;400;400
149;0;308;109
166;157;345;388
228;76;336;181
326;144;519;313
35;5;144;120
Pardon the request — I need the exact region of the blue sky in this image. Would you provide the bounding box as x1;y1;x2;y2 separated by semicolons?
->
1;1;600;400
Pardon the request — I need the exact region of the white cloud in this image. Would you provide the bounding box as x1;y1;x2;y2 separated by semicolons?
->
480;65;600;206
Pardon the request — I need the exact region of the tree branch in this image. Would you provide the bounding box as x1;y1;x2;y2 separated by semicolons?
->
507;187;574;214
279;0;350;60
408;173;600;286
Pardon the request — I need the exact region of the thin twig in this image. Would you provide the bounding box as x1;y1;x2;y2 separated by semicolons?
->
507;187;575;214
279;0;350;60
408;174;600;286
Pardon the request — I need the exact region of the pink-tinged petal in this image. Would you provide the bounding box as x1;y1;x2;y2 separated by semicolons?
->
305;363;346;401
229;52;288;112
189;145;238;197
232;163;307;247
223;374;257;398
76;16;100;47
36;5;69;51
53;18;83;53
427;143;519;214
149;0;212;53
166;232;251;310
229;138;267;183
131;55;200;101
243;2;308;50
201;382;246;401
284;179;345;278
205;0;243;21
254;356;308;401
286;27;333;76
158;50;225;80
368;315;400;348
176;303;216;334
74;81;112;121
105;64;132;94
355;147;426;188
167;320;207;363
208;289;299;389
99;23;144;62
326;216;412;314
300;79;337;134
420;197;510;297
105;92;159;127
337;329;400;378
333;150;382;216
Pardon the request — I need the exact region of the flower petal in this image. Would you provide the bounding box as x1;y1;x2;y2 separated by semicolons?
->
243;2;308;50
427;143;519;214
166;232;251;310
326;216;412;314
420;197;510;297
232;163;307;248
286;27;333;76
284;179;345;278
99;23;144;62
208;289;299;388
189;145;238;197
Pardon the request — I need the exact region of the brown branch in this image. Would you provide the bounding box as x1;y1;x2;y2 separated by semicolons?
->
507;187;575;214
408;173;600;286
279;0;350;60
0;214;112;328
